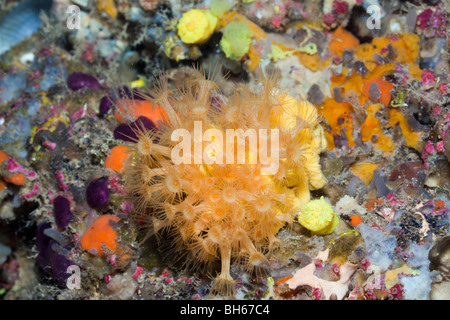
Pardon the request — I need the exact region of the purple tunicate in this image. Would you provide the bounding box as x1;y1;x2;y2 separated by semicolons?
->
368;82;381;101
406;9;417;32
49;240;72;283
53;195;72;229
36;223;75;283
86;177;110;208
333;87;345;103
36;222;52;269
99;96;113;115
353;61;368;77
307;84;325;106
373;169;391;197
114;116;157;142
67;72;103;90
333;132;348;149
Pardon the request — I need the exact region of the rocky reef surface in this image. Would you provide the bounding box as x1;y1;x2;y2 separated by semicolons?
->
0;0;448;300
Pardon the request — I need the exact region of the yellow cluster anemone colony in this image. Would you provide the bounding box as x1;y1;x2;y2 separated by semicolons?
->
122;66;327;296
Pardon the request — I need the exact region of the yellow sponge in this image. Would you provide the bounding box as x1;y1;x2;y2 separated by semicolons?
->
219;21;253;61
177;9;218;44
298;196;339;235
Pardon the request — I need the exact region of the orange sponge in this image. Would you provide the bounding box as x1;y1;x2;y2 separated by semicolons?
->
80;215;120;258
4;174;26;186
363;77;394;107
388;109;424;151
319;98;355;149
361;104;395;153
328;27;360;57
0;150;8;163
105;145;129;173
350;214;362;227
0;150;26;186
114;99;169;127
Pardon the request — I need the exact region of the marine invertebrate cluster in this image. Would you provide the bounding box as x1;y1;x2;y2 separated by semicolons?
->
121;67;327;295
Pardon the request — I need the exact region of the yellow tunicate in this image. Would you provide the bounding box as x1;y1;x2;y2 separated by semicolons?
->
177;9;218;44
298;196;339;235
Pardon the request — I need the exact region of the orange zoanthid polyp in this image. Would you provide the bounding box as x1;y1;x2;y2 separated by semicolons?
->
80;214;120;258
122;66;328;296
105;145;130;173
114;99;170;127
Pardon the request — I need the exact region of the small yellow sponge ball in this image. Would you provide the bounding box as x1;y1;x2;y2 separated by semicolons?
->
177;9;218;44
219;21;253;61
298;196;339;235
